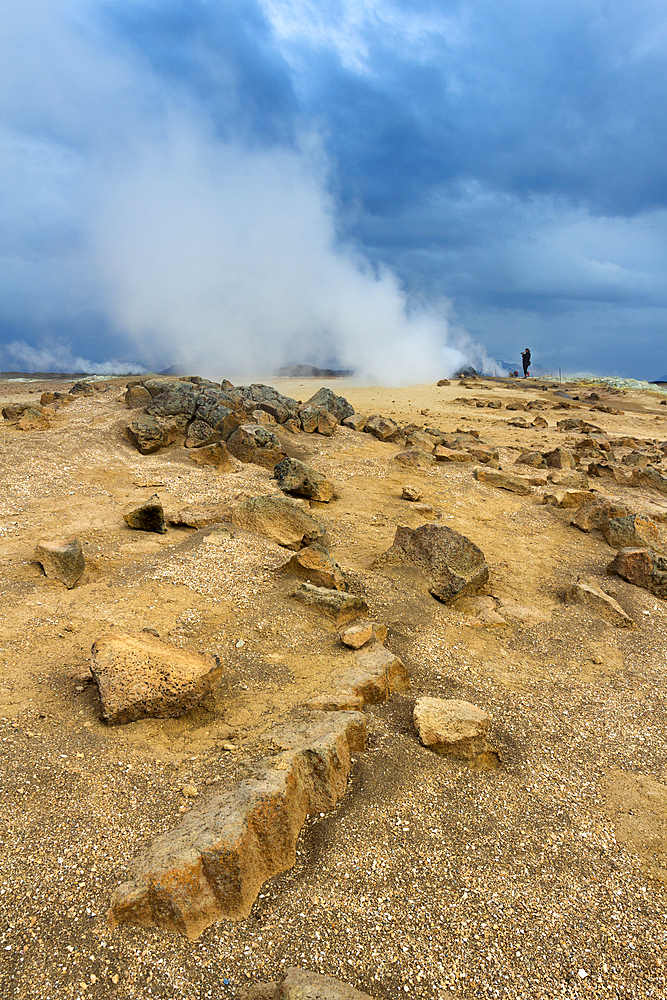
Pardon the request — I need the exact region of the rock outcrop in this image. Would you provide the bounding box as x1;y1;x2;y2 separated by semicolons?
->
90;631;223;723
109;711;365;938
123;379;354;456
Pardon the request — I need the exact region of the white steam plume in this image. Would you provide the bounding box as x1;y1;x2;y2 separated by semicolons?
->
92;120;468;383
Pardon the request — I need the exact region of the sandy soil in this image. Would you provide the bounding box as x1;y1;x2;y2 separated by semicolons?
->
1;372;667;999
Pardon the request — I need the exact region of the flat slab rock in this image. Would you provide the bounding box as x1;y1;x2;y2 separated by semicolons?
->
109;711;365;938
413;697;491;759
566;575;637;628
90;631;223;723
227;495;325;550
292;584;368;623
378;523;489;604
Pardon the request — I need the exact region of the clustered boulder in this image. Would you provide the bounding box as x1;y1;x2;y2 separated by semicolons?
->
123;377;356;465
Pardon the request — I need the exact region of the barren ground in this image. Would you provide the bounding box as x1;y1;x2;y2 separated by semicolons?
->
1;373;667;999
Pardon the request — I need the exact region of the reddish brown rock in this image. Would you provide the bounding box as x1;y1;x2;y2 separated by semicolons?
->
607;548;667;599
602;514;663;551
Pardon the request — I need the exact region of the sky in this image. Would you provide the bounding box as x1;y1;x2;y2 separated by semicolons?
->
1;0;666;381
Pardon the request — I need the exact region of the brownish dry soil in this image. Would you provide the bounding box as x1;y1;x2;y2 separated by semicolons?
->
1;373;667;999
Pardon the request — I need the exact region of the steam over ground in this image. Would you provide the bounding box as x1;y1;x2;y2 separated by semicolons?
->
0;0;478;382
3;1;665;379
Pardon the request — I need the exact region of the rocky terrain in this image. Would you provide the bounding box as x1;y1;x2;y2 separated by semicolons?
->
1;370;667;999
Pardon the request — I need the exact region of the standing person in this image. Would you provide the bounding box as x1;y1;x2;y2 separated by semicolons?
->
521;347;531;378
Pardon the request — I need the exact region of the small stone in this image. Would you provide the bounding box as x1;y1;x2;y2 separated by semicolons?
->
413;697;491;759
292;584;368;623
34;538;85;589
181;785;199;798
340;622;388;649
401;486;423;502
473;467;531;495
123;495;167;534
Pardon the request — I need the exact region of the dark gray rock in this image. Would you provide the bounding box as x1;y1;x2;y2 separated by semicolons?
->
300;387;354;423
123;494;167;533
126;413;183;454
274;456;334;502
226;425;287;469
378;523;489;604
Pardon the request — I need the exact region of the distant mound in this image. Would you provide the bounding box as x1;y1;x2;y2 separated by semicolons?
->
650;377;667;384
275;364;355;378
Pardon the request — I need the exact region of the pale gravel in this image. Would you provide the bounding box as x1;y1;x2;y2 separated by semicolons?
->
0;380;666;999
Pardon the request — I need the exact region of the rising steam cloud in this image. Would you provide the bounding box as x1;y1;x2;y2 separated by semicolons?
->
92;121;466;383
1;0;483;383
